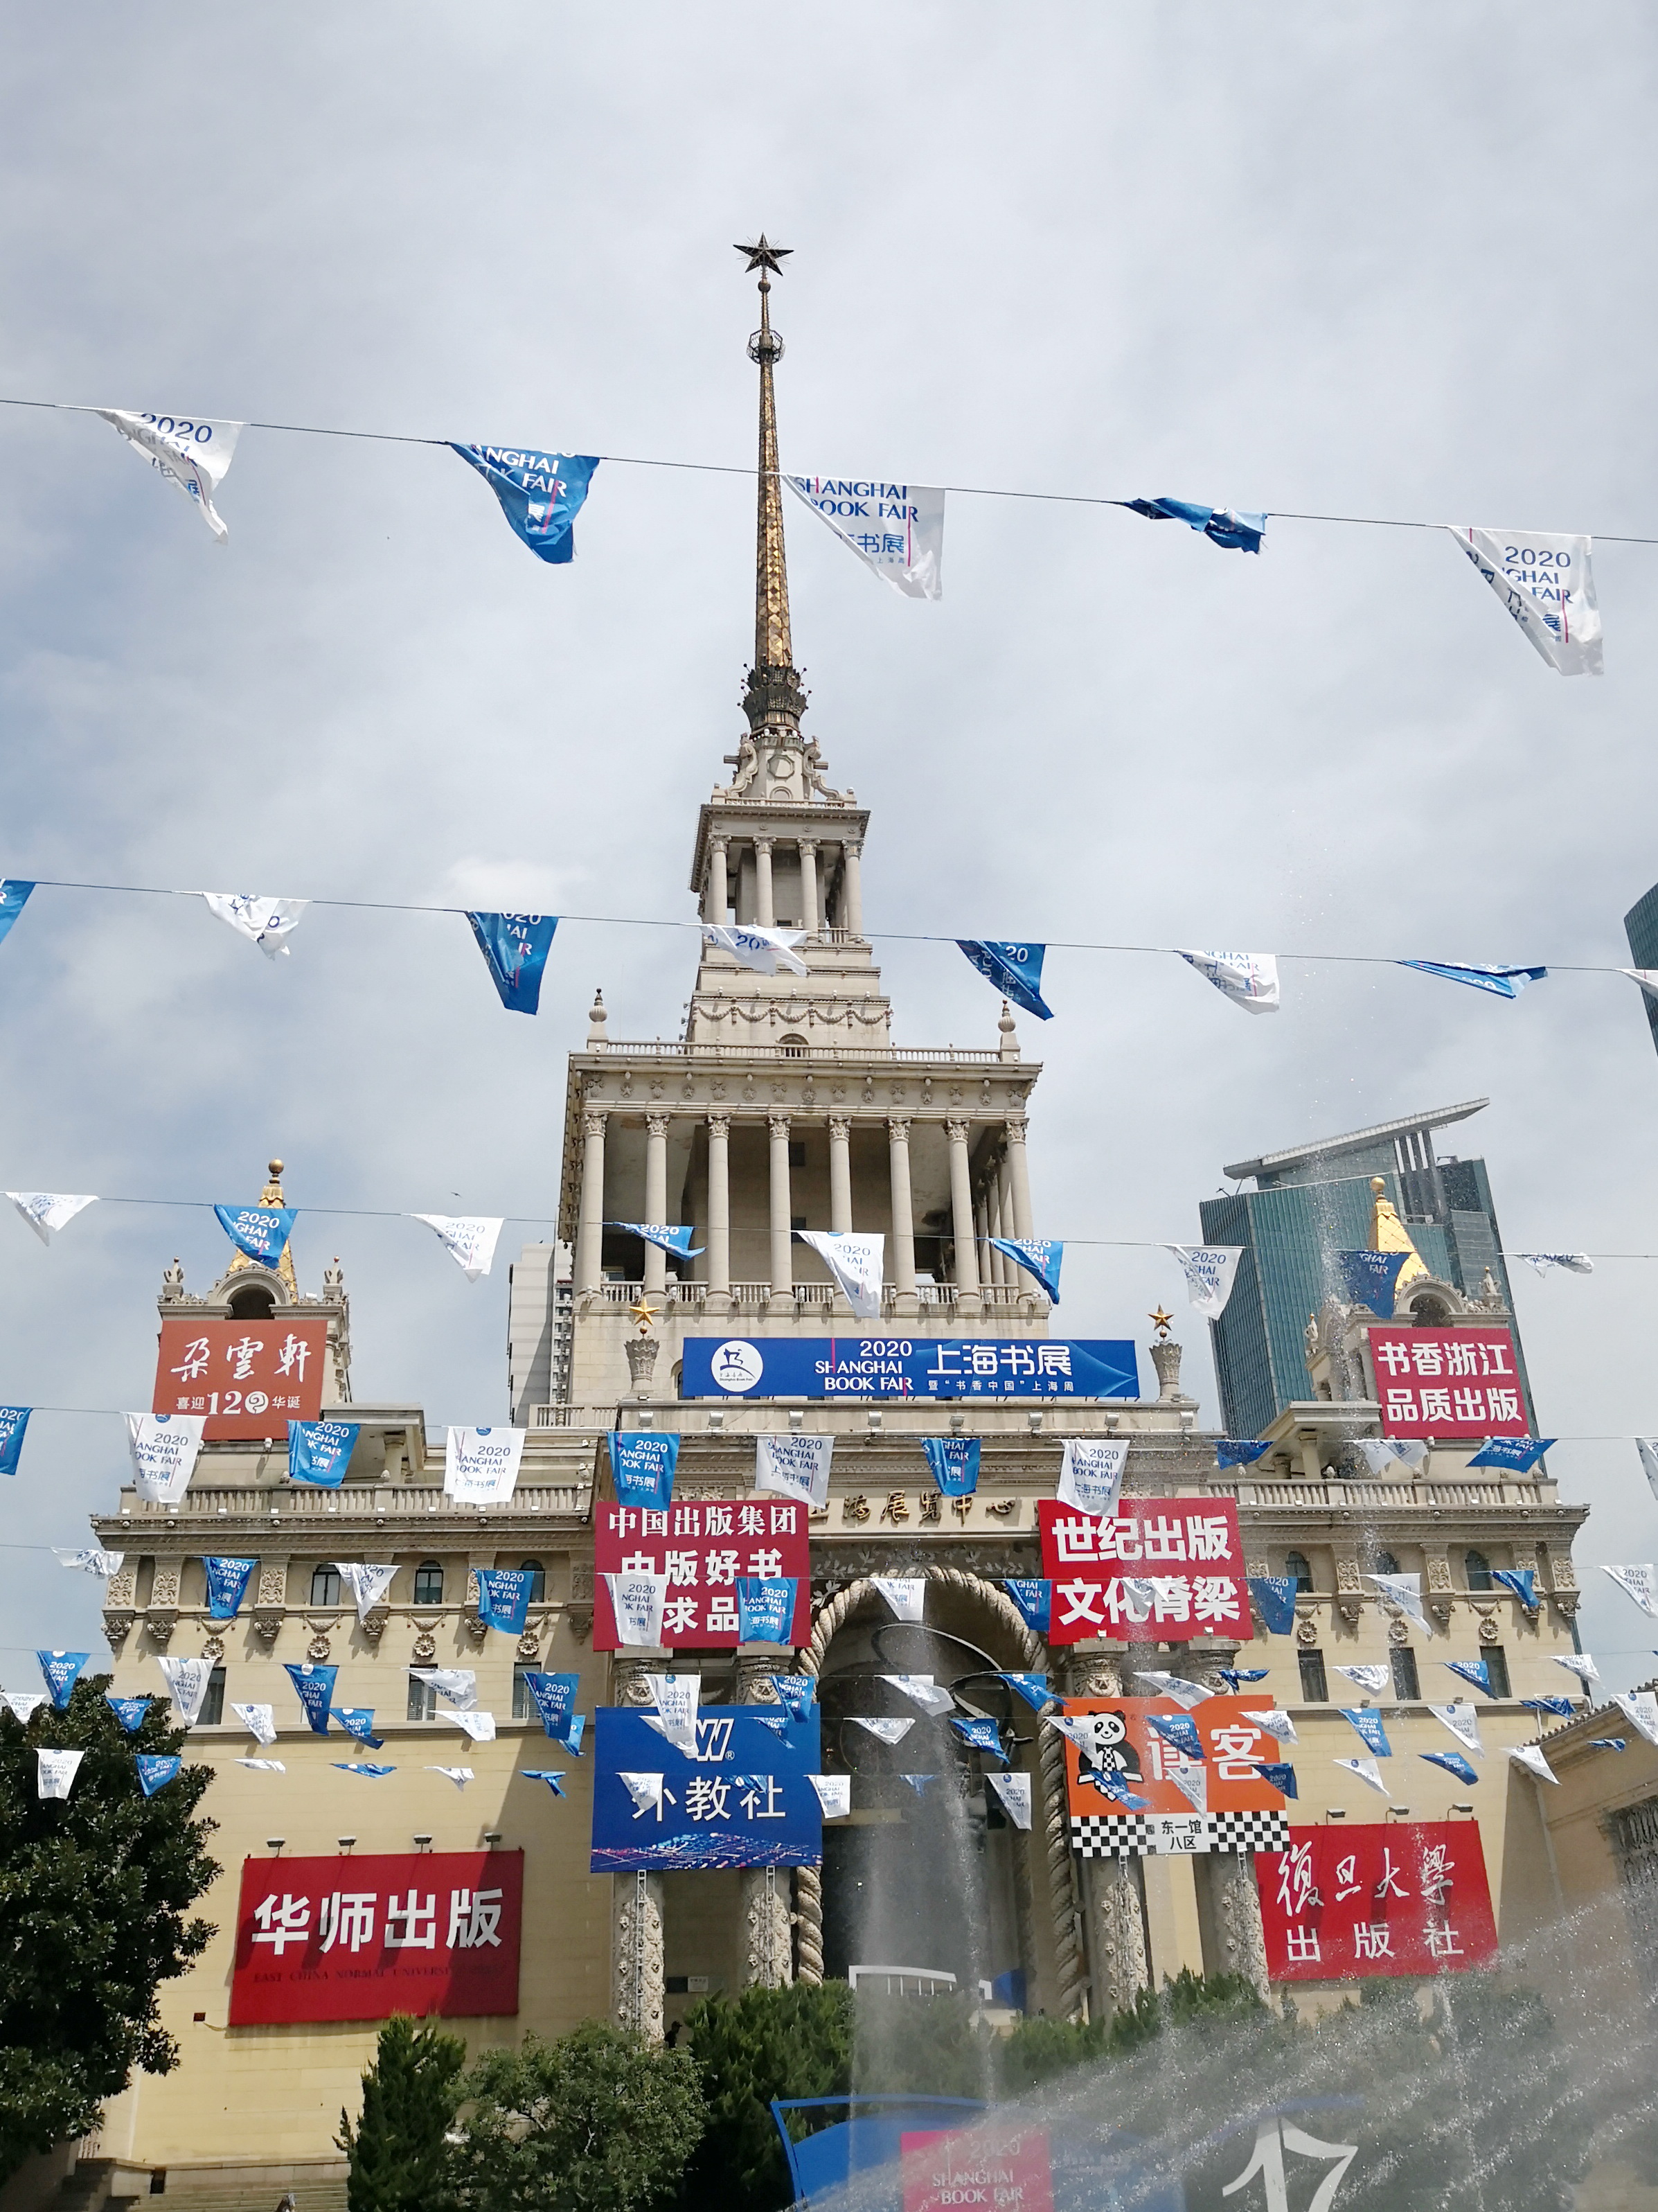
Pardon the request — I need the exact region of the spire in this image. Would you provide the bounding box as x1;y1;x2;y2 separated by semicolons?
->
735;236;807;738
1369;1176;1429;1295
225;1156;299;1300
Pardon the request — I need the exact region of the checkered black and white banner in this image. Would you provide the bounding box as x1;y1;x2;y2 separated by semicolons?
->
1071;1809;1291;1859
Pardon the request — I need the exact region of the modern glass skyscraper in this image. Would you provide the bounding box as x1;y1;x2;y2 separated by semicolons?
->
1624;883;1658;1056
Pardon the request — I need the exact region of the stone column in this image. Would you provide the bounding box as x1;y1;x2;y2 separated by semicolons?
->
828;1117;853;1231
768;1113;794;1314
610;1653;668;2039
887;1116;918;1318
997;1154;1017;1276
841;840;864;940
706;1114;731;1317
798;840;820;936
945;1120;981;1319
706;836;729;926
1061;1645;1150;2021
577;1110;607;1293
1173;1640;1271;1999
643;1113;670;1296
735;1655;796;1986
755;838;776;929
986;1175;1008;1286
1006;1116;1035;1238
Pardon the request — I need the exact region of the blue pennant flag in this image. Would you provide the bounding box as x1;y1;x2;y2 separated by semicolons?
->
988;1239;1062;1303
285;1662;337;1735
1148;1712;1205;1761
754;1715;790;1739
1421;1750;1479;1786
335;1762;395;1778
1127;497;1266;553
1470;1437;1553;1474
1589;1737;1628;1751
466;912;559;1015
521;1670;581;1742
607;1431;679;1512
1249;1576;1298;1636
522;1769;567;1796
1444;1659;1492;1695
1218;1440;1271;1468
1399;960;1547;998
213;1205;296;1264
900;1774;938;1798
1491;1567;1540;1610
955;941;1053;1021
335;1708;386;1749
562;1714;587;1758
1335;1250;1410;1317
1220;1669;1270;1692
202;1557;258;1620
287;1419;359;1488
450;444;599;563
0;1405;30;1477
770;1674;817;1721
1522;1696;1576;1719
611;1223;705;1259
37;1651;88;1709
1089;1764;1150;1810
475;1568;535;1635
1254;1762;1297;1798
1004;1579;1051;1634
0;880;35;949
1340;1708;1392;1758
736;1577;797;1645
106;1694;153;1734
922;1437;980;1498
950;1716;1008;1764
999;1673;1055;1712
136;1753;183;1796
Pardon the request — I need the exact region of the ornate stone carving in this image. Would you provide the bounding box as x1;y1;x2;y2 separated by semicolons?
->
1387;1618;1409;1645
567;1607;594;1644
1296;1616;1320;1647
944;1118;970;1145
571;1559;595;1600
581;1110;608;1139
1085;1857;1150;2017
1477;1614;1501;1643
1062;1649;1125;1698
1204;1854;1270;1997
767;1111;792;1140
258;1566;287;1607
306;1630;332;1662
106;1569;137;1608
102;1609;135;1654
707;1112;731;1140
517;1622;543;1663
411;1617;440;1662
645;1111;670;1139
1006;1117;1028;1146
841;1494;871;1524
828;1115;850;1142
360;1608;390;1648
612;1870;666;2042
202;1633;226;1663
145;1611;177;1649
253;1610;283;1647
151;1564;181;1608
463;1613;488;1647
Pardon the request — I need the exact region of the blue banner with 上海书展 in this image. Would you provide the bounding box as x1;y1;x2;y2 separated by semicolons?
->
106;1694;153;1733
0;1404;30;1476
136;1754;182;1796
611;1223;704;1259
769;1675;816;1721
213;1205;296;1264
285;1663;337;1735
475;1568;535;1634
607;1432;679;1510
988;1237;1062;1302
590;1704;823;1872
287;1419;358;1487
1492;1566;1540;1609
955;940;1053;1020
1335;1249;1410;1316
450;444;599;563
922;1437;979;1496
681;1336;1139;1401
1340;1708;1392;1758
1004;1580;1051;1634
950;1716;1008;1763
467;912;559;1015
203;1557;258;1620
522;1670;582;1744
1249;1576;1299;1635
0;879;34;950
335;1708;386;1749
37;1651;88;1708
736;1578;797;1644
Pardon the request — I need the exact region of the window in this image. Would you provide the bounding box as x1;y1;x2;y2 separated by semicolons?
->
779;1036;808;1059
199;1666;226;1726
413;1561;444;1606
1465;1549;1494;1593
1298;1650;1328;1702
1390;1647;1420;1701
1485;1647;1512;1699
1285;1550;1314;1594
310;1565;341;1607
227;1283;275;1320
520;1560;546;1603
1373;1550;1400;1577
407;1675;437;1722
512;1666;533;1719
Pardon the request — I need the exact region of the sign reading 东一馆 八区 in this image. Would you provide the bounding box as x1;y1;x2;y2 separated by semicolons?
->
1365;1326;1527;1438
1058;1695;1291;1856
1037;1498;1247;1645
154;1316;329;1441
591;1704;823;1871
594;1498;810;1649
1256;1821;1498;1978
681;1336;1139;1401
228;1850;522;2024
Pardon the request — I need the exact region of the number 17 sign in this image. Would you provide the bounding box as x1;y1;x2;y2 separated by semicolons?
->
154;1316;330;1440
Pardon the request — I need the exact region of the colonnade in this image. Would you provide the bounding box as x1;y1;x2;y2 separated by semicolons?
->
701;832;863;938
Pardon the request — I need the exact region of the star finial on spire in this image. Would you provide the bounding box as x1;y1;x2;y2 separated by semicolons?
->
735;235;792;277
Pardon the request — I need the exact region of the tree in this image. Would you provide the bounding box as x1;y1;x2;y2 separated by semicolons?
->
338;2015;467;2212
451;2022;704;2212
0;1674;219;2180
677;1982;854;2212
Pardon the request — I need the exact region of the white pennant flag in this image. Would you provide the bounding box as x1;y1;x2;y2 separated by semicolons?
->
808;1772;852;1819
3;1690;47;1724
644;1673;700;1753
872;1576;926;1624
986;1771;1032;1830
1387;1440;1430;1471
605;1570;668;1647
755;1433;833;1511
1131;1671;1214;1708
1427;1701;1483;1757
1177;949;1281;1014
1351;1441;1403;1478
231;1701;278;1745
1168;1758;1208;1814
1242;1708;1298;1744
37;1747;85;1800
881;1674;954;1717
1509;1742;1560;1786
335;1564;398;1625
1554;1654;1601;1688
125;1413;206;1505
1450;527;1603;677
1614;1690;1658;1749
1044;1712;1135;1767
702;923;809;977
1335;1664;1392;1695
1368;1571;1434;1635
618;1772;666;1819
785;476;945;600
7;1192;97;1245
1166;1244;1245;1320
411;1667;478;1710
1637;1441;1658;1503
848;1716;914;1744
1601;1564;1658;1617
413;1215;503;1283
452;1710;497;1743
54;1548;123;1578
1517;1253;1594;1276
1056;1438;1128;1517
202;892;308;959
796;1231;884;1320
429;1767;474;1789
157;1654;215;1727
98;409;242;540
238;1758;287;1772
1333;1755;1390;1797
444;1426;526;1501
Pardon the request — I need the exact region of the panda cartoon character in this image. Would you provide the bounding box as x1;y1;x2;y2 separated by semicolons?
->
1075;1708;1143;1791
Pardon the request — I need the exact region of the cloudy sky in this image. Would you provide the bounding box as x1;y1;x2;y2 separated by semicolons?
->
2;4;1657;1690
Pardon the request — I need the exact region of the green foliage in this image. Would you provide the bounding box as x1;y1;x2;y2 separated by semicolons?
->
0;1674;218;2182
999;1967;1265;2092
677;1982;854;2212
850;1988;1000;2100
452;2021;704;2212
337;2015;467;2212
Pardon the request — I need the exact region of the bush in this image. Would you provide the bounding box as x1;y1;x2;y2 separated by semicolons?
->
678;1982;854;2212
337;2015;466;2212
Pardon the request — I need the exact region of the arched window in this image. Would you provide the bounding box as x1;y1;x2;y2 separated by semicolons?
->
1286;1550;1314;1593
1465;1549;1493;1593
413;1560;444;1606
310;1564;341;1607
778;1034;808;1058
1373;1549;1401;1577
228;1282;276;1320
520;1560;546;1603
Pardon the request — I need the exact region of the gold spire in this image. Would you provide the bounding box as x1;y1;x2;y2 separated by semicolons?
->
735;236;806;736
225;1156;299;1300
1369;1175;1429;1295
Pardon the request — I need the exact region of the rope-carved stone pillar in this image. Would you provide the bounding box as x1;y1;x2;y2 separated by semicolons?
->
735;1650;795;1988
610;1653;668;2040
1062;1644;1150;2022
1175;1639;1270;1999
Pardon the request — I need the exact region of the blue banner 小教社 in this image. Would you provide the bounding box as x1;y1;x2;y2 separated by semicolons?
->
607;1432;679;1511
451;445;599;563
681;1335;1138;1401
467;912;559;1015
591;1704;823;1872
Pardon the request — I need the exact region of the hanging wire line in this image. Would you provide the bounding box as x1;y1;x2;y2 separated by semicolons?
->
7;391;1658;545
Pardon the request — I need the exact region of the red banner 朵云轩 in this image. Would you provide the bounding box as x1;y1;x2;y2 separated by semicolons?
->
154;1316;330;1441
